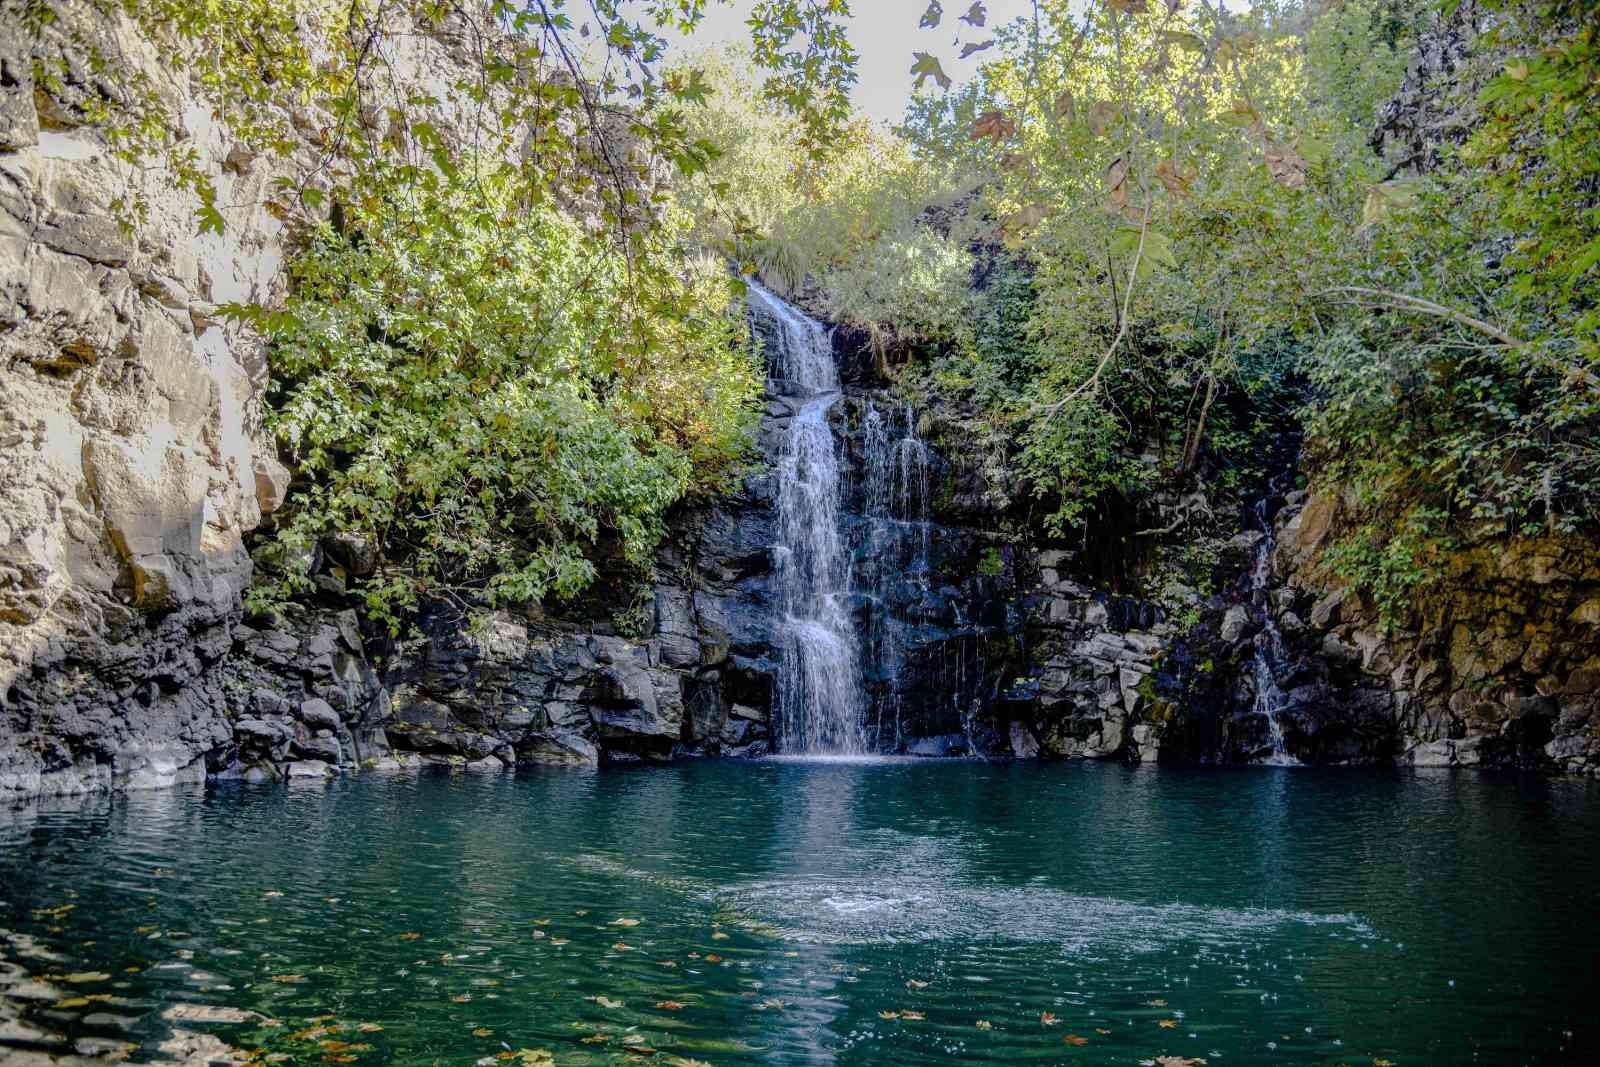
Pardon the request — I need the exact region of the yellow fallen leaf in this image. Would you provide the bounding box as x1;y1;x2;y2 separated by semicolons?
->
1147;998;1168;1006
901;1010;926;1021
1064;1033;1089;1046
906;979;929;989
581;1034;610;1044
704;954;724;963
550;938;569;946
608;918;641;927
975;1020;993;1030
1159;1018;1179;1029
270;974;305;984
612;942;633;951
879;1010;900;1020
655;1000;685;1011
356;1023;383;1033
711;931;730;940
473;1028;493;1036
399;932;421;941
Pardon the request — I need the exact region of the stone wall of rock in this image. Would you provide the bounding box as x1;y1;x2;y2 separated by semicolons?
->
1268;490;1600;773
1;4;294;796
0;1;557;798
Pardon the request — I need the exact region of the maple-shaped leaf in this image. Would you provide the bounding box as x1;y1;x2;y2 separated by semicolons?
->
1004;204;1048;232
1263;138;1308;188
960;2;988;26
1156;159;1193;198
910;52;952;90
960;40;996;59
1086;100;1118;136
971;109;1017;142
1104;155;1130;213
920;1;943;28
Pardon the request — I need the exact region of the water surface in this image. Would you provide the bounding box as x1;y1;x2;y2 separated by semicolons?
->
2;761;1596;1064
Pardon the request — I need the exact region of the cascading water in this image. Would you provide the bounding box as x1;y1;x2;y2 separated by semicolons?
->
748;281;868;755
1247;475;1299;766
860;402;932;746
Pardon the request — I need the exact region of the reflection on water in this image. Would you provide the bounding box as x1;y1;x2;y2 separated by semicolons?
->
1;762;1597;1065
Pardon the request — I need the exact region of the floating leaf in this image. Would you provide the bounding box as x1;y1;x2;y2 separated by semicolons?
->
655;1000;685;1011
356;1023;383;1033
960;2;987;26
581;1034;610;1044
1158;1017;1179;1028
1041;1011;1060;1026
59;972;111;984
711;931;730;941
1146;999;1168;1007
975;1019;993;1029
910;52;952;91
473;1028;493;1037
269;974;306;984
906;979;929;990
901;1010;926;1020
879;1010;901;1020
595;996;623;1009
704;954;724;963
399;932;421;941
1065;1033;1090;1046
608;918;641;927
1150;1058;1208;1067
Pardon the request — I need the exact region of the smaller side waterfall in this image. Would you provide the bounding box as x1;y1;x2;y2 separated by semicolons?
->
860;402;934;748
1247;478;1299;766
749;282;868;755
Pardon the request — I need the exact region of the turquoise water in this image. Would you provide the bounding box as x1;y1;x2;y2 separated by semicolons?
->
2;761;1597;1065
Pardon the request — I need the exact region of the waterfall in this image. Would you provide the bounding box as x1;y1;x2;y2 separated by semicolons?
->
861;401;933;749
1247;477;1299;766
748;282;867;755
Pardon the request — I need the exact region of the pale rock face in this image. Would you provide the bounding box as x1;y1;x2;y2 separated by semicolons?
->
1;6;284;797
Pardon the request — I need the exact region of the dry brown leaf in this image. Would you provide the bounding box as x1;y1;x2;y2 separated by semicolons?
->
971;110;1018;143
1155;159;1192;199
1087;100;1118;136
1158;1017;1179;1028
1064;1034;1090;1046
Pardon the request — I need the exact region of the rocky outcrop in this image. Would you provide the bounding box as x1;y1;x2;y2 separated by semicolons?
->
1;6;293;796
1156;481;1600;774
1269;490;1600;773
